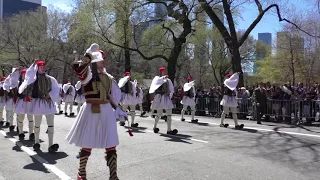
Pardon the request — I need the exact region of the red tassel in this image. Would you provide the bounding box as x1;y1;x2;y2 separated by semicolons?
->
25;96;31;102
128;129;133;136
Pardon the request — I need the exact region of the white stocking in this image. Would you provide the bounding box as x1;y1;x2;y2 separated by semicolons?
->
34;115;43;144
46;114;55;147
154;109;162;129
27;114;34;134
129;105;136;124
166;109;173;132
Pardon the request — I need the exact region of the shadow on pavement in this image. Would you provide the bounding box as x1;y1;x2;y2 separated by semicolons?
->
37;151;69;164
160;133;193;144
23;156;50;173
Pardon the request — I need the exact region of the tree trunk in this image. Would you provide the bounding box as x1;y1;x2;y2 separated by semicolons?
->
124;47;130;72
167;44;182;85
230;45;244;87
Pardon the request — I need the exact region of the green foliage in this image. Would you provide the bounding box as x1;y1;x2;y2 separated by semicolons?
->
131;72;144;85
254;55;282;83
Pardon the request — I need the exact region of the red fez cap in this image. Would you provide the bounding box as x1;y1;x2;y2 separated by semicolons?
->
125;72;130;76
1;76;6;81
37;61;46;66
137;82;139;85
66;79;70;83
21;69;27;74
226;74;232;78
187;77;192;81
159;67;166;72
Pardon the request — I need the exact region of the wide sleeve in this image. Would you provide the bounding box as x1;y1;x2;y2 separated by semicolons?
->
131;81;137;94
168;79;174;99
9;71;20;89
149;76;166;94
75;81;81;91
62;84;70;93
71;86;76;97
19;64;38;94
48;76;61;103
110;79;121;105
139;88;144;99
3;75;10;92
193;86;196;101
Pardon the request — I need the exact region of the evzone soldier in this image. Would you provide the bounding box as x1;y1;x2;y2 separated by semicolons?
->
220;72;244;129
118;72;138;127
66;43;121;180
180;77;198;123
63;80;75;117
149;67;178;135
56;85;64;114
19;59;60;152
135;82;146;117
3;70;19;132
0;77;7;125
10;68;35;140
75;80;85;114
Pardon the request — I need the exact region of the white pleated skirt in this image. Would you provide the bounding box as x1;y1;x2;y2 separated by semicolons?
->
0;97;6;108
30;98;56;115
135;96;143;104
66;102;119;149
63;95;74;103
151;94;173;110
121;93;136;106
180;96;196;106
4;98;15;111
220;95;238;107
75;95;85;104
14;99;33;114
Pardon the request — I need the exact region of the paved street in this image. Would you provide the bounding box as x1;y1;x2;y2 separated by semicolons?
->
1;105;320;180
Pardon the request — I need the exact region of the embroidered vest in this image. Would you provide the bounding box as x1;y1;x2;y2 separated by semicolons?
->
83;73;112;101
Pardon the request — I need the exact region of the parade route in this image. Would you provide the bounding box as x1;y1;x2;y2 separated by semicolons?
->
0;106;320;180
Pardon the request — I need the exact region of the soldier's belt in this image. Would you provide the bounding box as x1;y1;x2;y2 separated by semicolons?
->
86;100;110;114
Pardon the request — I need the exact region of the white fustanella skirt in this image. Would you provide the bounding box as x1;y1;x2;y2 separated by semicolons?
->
66;102;119;149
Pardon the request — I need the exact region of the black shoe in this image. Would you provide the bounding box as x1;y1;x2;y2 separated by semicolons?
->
119;122;125;126
181;118;185;122
141;112;146;116
9;126;15;132
167;129;178;135
5;122;10;127
220;124;229;128
48;144;59;153
257;121;261;124
235;124;244;129
70;113;75;117
33;143;40;151
59;111;63;114
64;112;68;116
191;119;198;123
29;133;35;141
153;128;159;133
18;134;25;140
131;123;139;128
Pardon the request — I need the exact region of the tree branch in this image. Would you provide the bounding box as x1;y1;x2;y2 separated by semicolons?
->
240;1;320;47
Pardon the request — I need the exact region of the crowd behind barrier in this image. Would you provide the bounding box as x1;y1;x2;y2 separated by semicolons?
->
139;82;320;125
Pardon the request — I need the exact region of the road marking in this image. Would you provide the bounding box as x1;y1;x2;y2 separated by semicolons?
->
0;130;73;180
171;117;320;139
142;129;209;143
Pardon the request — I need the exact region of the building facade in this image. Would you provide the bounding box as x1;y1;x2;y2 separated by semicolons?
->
253;33;272;73
0;0;42;21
